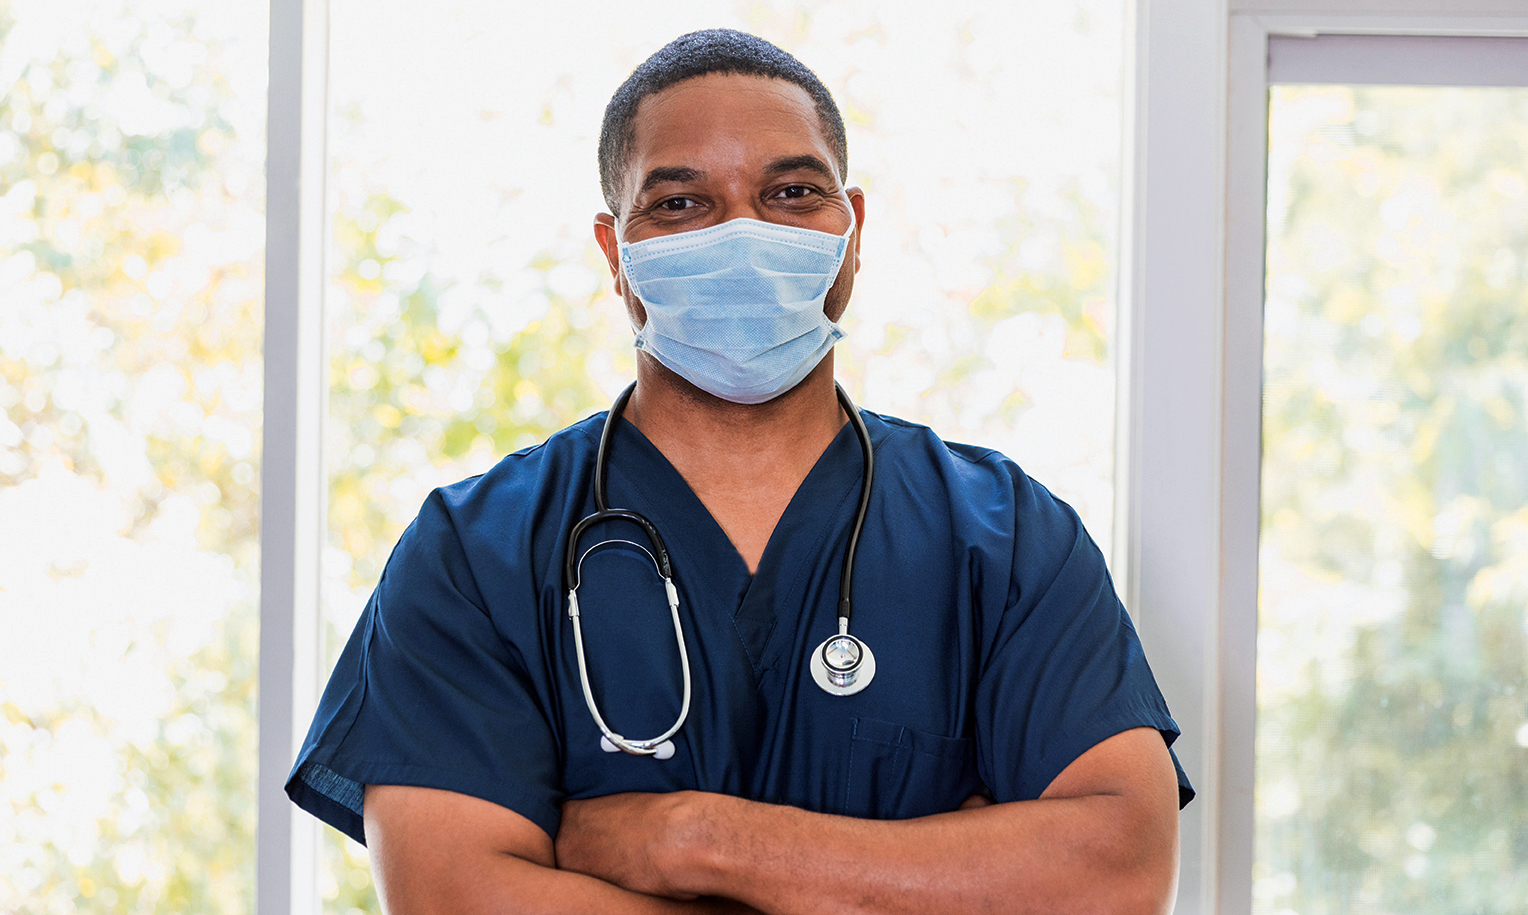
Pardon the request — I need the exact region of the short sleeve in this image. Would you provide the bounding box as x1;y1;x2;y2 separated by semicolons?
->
285;490;564;844
975;474;1195;809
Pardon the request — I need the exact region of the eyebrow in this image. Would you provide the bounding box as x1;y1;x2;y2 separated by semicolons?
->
638;166;704;194
763;154;838;182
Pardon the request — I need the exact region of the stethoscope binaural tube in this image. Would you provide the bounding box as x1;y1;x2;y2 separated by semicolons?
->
566;537;690;758
564;383;690;757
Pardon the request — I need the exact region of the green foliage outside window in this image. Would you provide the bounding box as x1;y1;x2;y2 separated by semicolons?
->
1256;86;1528;914
0;1;264;910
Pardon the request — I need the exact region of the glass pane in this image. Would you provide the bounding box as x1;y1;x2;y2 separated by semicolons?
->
1257;84;1528;914
322;1;1124;909
0;0;267;912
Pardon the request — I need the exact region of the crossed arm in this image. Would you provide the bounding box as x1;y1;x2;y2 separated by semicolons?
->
363;726;1181;915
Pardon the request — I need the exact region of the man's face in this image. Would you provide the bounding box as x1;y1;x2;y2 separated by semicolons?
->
594;72;865;326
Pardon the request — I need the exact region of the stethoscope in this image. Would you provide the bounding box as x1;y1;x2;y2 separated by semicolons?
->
564;380;877;758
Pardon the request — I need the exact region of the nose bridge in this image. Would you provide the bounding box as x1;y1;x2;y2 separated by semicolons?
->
714;170;767;225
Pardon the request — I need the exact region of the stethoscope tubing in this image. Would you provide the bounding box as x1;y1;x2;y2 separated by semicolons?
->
567;539;691;755
835;382;874;626
564;380;876;757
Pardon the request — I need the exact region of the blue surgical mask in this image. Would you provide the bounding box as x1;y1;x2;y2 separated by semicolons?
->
619;217;854;405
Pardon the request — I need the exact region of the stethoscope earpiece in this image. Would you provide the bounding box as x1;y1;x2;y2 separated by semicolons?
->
601;735;676;759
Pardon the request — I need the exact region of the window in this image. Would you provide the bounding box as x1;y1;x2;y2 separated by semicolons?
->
1210;22;1528;915
0;1;268;910
1256;40;1528;915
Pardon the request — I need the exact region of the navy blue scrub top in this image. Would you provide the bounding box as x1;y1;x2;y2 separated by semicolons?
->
287;409;1194;845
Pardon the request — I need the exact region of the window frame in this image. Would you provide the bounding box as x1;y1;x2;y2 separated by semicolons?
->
258;0;328;913
1128;3;1528;914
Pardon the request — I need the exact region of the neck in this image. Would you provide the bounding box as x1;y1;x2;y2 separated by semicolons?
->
624;354;846;574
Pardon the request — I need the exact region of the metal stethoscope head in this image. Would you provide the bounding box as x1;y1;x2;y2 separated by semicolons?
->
564;380;877;759
807;382;878;696
809;619;877;697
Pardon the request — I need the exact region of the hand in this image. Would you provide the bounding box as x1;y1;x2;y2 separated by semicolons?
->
556;791;991;906
556;791;711;900
959;793;994;810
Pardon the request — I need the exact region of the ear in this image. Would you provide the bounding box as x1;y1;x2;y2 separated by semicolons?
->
593;213;624;296
845;188;866;274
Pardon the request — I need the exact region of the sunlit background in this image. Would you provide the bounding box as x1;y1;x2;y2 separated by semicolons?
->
2;0;1125;911
0;0;266;910
8;1;1526;912
1255;85;1528;914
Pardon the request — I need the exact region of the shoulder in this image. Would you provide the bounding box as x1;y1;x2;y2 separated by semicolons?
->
863;410;1101;605
422;413;605;531
436;413;604;505
383;414;606;592
864;410;1083;536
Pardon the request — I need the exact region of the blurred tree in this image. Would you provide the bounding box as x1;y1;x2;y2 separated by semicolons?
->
0;0;266;911
1256;86;1528;914
324;192;622;597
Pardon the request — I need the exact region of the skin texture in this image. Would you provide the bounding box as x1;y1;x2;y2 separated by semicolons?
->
364;72;1183;915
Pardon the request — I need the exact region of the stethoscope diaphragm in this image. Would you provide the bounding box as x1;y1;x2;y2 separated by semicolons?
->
809;629;876;696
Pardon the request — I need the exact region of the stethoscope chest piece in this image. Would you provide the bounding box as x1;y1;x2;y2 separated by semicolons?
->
810;630;876;696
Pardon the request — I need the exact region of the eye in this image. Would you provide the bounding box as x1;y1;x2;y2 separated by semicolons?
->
774;185;816;200
657;196;699;212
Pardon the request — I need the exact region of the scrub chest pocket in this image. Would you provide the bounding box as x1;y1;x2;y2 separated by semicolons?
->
844;717;981;819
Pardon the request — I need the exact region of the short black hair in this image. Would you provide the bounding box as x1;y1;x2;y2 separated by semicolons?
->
597;29;848;215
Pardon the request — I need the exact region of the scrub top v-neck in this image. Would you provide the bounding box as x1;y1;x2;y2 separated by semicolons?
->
286;409;1194;846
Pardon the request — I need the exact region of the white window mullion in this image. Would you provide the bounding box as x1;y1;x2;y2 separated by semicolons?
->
258;0;329;913
1122;2;1231;913
1220;13;1272;915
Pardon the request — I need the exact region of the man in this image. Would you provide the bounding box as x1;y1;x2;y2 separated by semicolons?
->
288;28;1193;915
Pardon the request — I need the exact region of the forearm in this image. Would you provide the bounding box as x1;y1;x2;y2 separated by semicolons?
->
363;784;759;915
374;849;752;915
662;791;1174;915
554;729;1181;915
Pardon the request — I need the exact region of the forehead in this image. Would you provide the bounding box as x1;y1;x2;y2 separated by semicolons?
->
623;73;833;185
